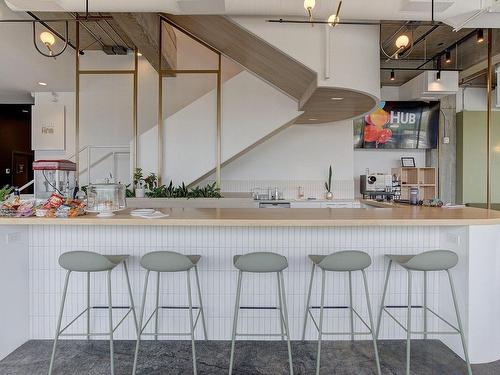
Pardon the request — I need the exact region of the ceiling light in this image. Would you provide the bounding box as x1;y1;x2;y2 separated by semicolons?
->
395;35;410;49
308;118;318;121
40;32;55;47
33;22;69;58
390;70;395;81
304;0;315;21
22;110;29;113
445;50;451;63
137;51;143;57
327;14;339;27
38;82;47;86
477;29;484;43
331;97;344;100
436;71;441;81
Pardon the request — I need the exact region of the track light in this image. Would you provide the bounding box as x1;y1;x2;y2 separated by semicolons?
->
477;29;484;43
445;50;451;63
436;70;441;81
390;69;395;81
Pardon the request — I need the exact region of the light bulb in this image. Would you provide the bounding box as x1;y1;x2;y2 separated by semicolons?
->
327;14;339;27
395;34;410;49
40;31;55;46
304;0;315;10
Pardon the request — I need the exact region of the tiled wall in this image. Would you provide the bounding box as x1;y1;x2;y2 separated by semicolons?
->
29;225;440;341
214;180;355;200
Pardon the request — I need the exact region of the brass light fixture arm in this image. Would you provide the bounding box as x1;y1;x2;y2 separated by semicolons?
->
379;24;414;60
32;20;69;58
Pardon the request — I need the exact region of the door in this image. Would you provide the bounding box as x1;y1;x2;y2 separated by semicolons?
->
12;151;34;193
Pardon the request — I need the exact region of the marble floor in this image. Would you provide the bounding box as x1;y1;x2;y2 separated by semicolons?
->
0;340;498;375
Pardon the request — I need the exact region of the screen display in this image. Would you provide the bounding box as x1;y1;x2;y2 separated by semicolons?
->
354;101;439;149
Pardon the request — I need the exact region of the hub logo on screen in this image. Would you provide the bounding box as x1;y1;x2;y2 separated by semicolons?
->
353;101;439;149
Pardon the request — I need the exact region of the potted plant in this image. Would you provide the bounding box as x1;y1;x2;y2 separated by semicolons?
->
0;185;13;203
325;165;333;200
133;168;145;198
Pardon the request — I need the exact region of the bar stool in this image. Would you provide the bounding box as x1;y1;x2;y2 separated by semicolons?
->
132;251;207;375
302;251;381;375
48;251;138;375
229;252;293;375
376;250;472;375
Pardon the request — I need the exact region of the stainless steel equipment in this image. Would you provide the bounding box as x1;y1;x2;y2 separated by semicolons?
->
259;201;291;208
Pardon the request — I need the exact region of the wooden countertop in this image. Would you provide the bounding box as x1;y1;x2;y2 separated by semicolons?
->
1;205;500;226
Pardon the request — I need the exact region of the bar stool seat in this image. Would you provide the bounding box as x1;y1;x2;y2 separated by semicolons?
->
308;250;372;271
376;249;472;375
49;251;137;375
233;252;288;272
140;251;201;272
386;250;458;271
229;251;293;374
303;250;381;375
133;251;207;375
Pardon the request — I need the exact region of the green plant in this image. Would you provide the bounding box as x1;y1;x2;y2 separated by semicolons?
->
144;173;158;191
145;181;222;199
325;165;333;193
0;185;13;202
132;168;144;188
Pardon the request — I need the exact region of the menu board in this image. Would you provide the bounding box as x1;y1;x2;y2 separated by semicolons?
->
353;101;439;149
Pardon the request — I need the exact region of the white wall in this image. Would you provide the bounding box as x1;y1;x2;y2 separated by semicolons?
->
456;87;494;112
221;122;353;181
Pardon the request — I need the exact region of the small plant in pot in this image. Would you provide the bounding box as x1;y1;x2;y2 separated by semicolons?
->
133;168;145;198
325;165;333;200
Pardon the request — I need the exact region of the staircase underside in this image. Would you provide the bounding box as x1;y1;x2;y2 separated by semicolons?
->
163;14;377;125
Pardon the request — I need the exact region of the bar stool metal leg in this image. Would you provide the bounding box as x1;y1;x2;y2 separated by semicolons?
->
423;271;427;340
154;272;160;341
194;265;208;340
376;259;393;339
48;270;71;375
107;270;115;375
406;270;412;375
279;271;294;375
361;270;382;375
447;270;473;375
348;271;354;341
123;261;139;335
132;270;150;375
229;271;243;375
277;272;285;341
87;272;90;341
302;263;315;341
186;269;197;374
316;269;326;375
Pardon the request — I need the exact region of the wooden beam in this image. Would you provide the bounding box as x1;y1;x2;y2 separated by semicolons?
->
112;13;176;72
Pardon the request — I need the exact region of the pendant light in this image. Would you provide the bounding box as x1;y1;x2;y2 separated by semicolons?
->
33;21;69;58
304;0;316;22
477;29;484;43
390;69;395;81
445;50;451;63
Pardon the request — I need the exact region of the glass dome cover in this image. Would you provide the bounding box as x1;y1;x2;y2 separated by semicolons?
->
86;183;126;217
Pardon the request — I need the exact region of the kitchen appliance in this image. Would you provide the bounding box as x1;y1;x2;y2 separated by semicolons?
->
360;173;394;200
33;159;77;201
86;183;126;217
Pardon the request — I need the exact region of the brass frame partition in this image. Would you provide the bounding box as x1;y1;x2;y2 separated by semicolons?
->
157;16;222;187
75;20;138;184
486;28;492;209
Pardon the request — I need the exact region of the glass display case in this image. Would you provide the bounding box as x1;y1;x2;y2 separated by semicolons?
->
33;160;77;201
86;183;126;217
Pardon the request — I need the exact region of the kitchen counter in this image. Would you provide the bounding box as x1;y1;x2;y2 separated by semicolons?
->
0;204;500;226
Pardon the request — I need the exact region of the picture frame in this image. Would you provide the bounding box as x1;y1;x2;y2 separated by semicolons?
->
32;102;66;151
401;157;416;167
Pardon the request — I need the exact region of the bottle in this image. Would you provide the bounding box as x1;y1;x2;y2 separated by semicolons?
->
410;187;419;205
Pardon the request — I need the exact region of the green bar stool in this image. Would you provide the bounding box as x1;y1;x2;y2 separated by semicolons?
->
48;251;138;375
229;252;293;375
132;251;207;375
302;250;381;375
376;250;472;375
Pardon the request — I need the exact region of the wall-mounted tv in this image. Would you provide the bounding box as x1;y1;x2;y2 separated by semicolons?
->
354;101;439;149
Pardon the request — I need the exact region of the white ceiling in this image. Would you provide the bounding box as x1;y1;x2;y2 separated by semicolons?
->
3;0;486;25
0;1;74;103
